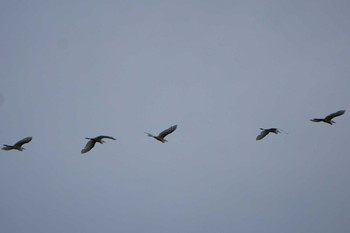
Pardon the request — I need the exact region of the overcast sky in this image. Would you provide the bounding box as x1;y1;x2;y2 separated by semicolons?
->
1;1;350;233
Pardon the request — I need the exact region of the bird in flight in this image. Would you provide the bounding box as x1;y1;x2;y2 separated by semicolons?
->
81;135;116;154
256;128;282;141
2;137;33;151
145;125;177;143
310;110;345;125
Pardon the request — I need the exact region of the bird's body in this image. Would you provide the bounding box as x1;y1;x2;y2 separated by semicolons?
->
256;128;280;140
2;137;33;151
145;125;177;143
81;135;116;154
310;110;345;125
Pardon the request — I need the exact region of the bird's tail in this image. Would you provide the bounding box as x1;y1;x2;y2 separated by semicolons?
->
310;118;322;122
2;145;13;150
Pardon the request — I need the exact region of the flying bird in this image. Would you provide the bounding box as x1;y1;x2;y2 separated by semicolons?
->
310;110;345;125
2;137;33;151
145;125;177;143
256;128;281;141
81;135;116;154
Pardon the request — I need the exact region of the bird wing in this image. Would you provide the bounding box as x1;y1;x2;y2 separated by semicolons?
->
256;130;269;140
325;110;345;121
81;140;97;154
95;135;116;140
158;125;177;139
14;137;32;147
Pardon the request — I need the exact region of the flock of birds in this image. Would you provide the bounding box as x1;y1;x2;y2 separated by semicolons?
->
1;124;179;154
256;110;345;140
1;110;346;154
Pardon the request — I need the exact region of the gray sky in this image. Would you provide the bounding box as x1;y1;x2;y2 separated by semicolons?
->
1;1;350;232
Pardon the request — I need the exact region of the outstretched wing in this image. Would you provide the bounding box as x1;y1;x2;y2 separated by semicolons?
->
158;125;177;139
14;137;32;147
325;110;345;121
95;135;116;141
81;140;97;154
256;130;269;140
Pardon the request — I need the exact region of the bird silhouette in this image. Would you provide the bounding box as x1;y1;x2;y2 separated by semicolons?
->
256;128;281;141
310;110;345;125
145;125;177;143
2;137;33;151
81;135;116;154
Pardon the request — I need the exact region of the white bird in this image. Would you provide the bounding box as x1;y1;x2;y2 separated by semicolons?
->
256;128;281;141
145;125;177;143
81;135;116;154
2;137;33;151
310;110;345;125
